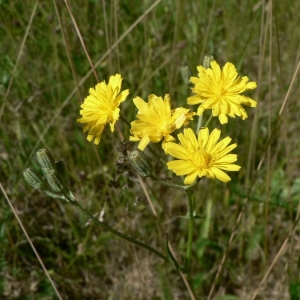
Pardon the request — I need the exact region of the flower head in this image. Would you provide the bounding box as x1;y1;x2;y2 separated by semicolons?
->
188;61;257;124
166;127;241;184
77;74;129;145
130;94;195;151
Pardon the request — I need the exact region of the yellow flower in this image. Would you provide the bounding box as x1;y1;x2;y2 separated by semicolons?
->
77;74;129;145
166;127;241;184
188;60;257;124
130;94;195;151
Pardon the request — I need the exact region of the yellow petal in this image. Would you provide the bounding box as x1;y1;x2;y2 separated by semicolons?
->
138;135;151;151
210;167;231;182
197;127;209;148
167;160;196;175
166;143;188;160
184;172;198;185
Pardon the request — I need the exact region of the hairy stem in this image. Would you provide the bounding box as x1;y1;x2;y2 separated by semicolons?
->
68;197;169;262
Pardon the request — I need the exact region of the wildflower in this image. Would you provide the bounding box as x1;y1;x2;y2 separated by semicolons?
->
166;127;241;184
77;74;129;145
188;60;257;124
130;94;195;151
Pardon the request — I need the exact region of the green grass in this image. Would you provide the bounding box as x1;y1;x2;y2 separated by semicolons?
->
1;0;300;299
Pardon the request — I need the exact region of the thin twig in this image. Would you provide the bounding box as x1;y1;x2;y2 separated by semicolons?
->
137;174;158;218
0;183;64;300
167;235;197;300
53;0;82;103
250;212;300;300
264;0;273;262
0;0;39;121
63;0;99;82
180;272;197;300
199;0;217;62
101;0;112;70
113;0;120;72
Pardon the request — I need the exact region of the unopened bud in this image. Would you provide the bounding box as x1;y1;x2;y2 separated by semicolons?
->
36;148;56;173
203;55;214;69
45;169;65;193
181;66;191;84
128;150;152;177
23;168;44;190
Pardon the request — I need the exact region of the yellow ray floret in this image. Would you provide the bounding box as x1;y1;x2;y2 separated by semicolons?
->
77;74;129;145
188;61;257;124
166;127;241;184
130;94;195;151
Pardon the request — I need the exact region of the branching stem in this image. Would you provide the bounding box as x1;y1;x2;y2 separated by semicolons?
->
67;197;169;262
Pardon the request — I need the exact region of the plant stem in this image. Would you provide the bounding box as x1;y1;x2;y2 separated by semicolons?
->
185;189;195;273
149;174;199;191
204;113;213;127
68;197;169;262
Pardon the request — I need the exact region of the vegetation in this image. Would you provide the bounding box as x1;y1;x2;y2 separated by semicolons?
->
1;0;300;299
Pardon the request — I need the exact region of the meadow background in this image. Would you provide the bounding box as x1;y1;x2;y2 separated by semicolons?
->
1;0;300;299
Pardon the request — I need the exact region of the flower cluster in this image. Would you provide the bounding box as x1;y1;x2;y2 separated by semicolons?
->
77;58;257;183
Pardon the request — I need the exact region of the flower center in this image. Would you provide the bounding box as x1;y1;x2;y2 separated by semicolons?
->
214;86;226;98
160;120;174;136
194;149;212;169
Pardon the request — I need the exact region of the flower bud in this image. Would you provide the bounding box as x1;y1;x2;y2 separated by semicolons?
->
36;148;56;173
181;66;191;84
23;168;44;190
203;55;214;69
128;149;152;177
45;169;65;193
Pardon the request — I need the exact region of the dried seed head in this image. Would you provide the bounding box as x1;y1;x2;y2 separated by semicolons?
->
36;148;56;173
128;149;152;177
23;168;44;190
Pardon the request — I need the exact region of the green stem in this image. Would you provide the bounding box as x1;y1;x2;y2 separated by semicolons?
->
204;113;213;127
185;189;195;274
149;175;199;191
67;197;169;262
196;114;203;133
